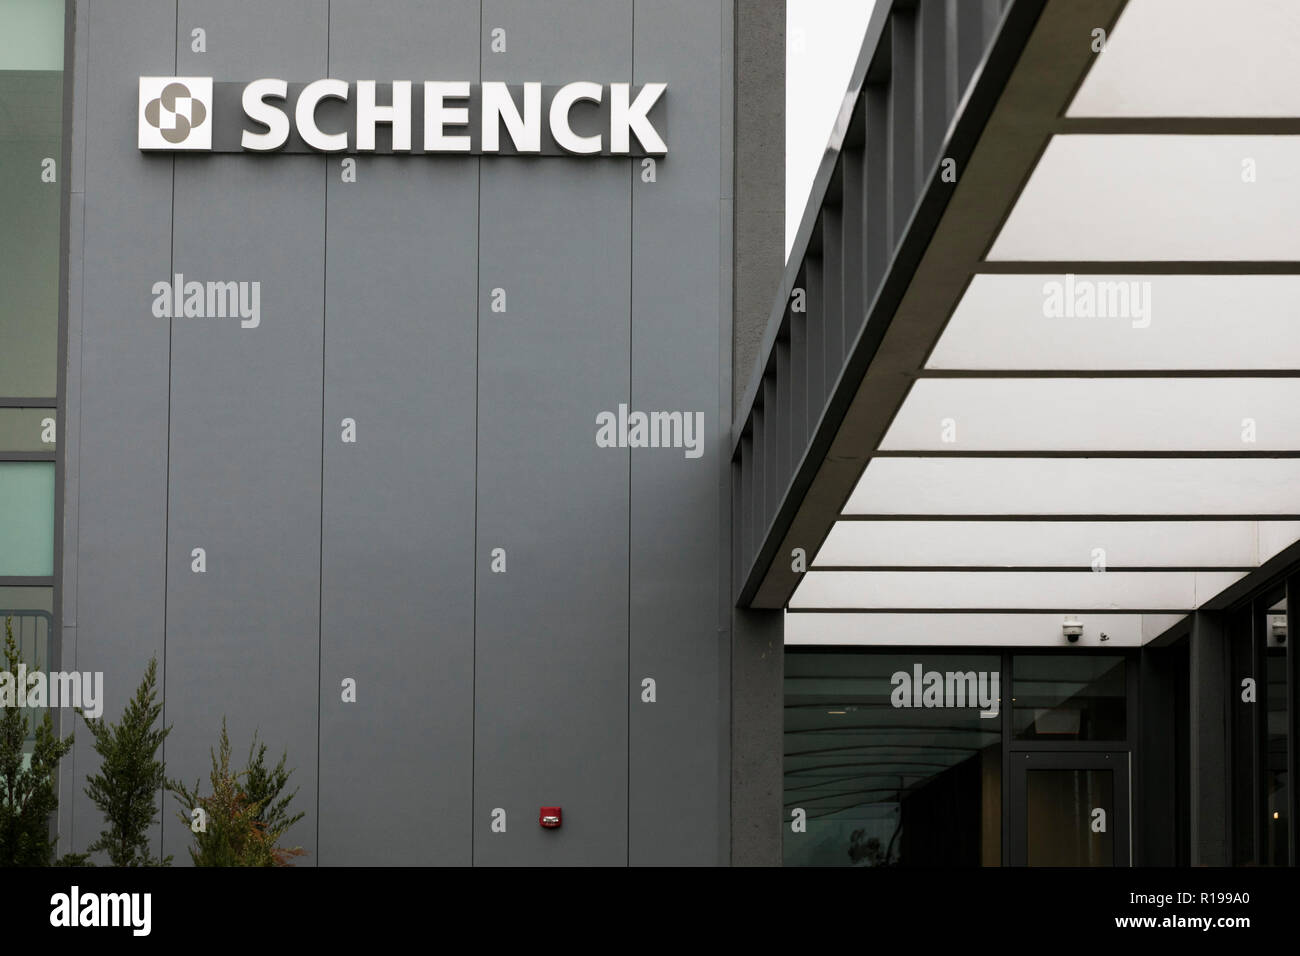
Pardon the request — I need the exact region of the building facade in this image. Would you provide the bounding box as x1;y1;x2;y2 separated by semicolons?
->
0;0;784;866
3;0;1297;868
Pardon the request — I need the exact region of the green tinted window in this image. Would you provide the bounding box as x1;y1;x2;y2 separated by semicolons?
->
0;0;65;69
0;408;57;449
0;462;54;576
0;0;64;399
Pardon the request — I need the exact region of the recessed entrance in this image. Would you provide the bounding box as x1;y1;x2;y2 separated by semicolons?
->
784;649;1135;866
1010;751;1130;866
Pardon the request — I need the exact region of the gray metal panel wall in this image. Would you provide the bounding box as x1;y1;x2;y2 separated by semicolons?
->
66;0;175;861
317;0;480;867
65;0;732;866
473;0;632;867
164;0;328;864
630;0;725;865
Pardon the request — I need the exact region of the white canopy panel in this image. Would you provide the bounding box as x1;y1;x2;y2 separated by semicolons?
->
784;0;1300;638
987;135;1300;262
813;520;1300;569
1068;0;1300;118
927;274;1300;371
790;570;1246;611
785;612;1184;647
879;378;1300;451
843;458;1300;517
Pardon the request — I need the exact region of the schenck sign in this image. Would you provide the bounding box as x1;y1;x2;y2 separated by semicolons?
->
138;76;668;156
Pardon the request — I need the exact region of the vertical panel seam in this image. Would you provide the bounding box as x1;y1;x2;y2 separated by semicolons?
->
70;0;89;857
627;0;634;870
471;0;482;868
727;0;737;864
74;0;88;633
53;0;73;856
159;0;179;861
315;0;331;868
720;0;730;868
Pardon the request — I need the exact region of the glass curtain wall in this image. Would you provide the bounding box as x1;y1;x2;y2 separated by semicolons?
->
0;0;66;749
1228;589;1295;866
785;652;1004;867
785;650;1133;866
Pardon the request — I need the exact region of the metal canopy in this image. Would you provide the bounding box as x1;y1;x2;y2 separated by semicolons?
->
731;0;1300;646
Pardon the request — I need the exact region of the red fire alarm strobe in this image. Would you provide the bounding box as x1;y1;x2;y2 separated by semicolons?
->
539;807;562;829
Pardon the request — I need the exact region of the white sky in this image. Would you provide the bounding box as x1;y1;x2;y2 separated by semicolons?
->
787;1;877;260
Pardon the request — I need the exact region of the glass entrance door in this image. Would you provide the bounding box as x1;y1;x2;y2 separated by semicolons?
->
1010;752;1130;866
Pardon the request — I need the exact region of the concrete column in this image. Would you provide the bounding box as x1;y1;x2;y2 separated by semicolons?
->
729;0;785;866
732;0;785;409
731;607;783;865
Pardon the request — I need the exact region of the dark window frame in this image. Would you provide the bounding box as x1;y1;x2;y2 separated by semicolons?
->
1222;568;1297;866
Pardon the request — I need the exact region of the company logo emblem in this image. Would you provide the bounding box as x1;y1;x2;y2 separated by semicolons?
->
138;76;212;150
136;77;666;156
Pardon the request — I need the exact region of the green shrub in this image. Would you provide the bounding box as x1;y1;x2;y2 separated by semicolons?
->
0;617;73;866
169;718;306;866
78;657;172;866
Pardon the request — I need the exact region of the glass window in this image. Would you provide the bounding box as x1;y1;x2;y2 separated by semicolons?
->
1026;768;1114;866
0;585;52;664
784;652;1002;866
1229;607;1256;865
0;408;57;450
0;0;64;399
1264;600;1288;866
0;462;54;576
0;0;63;766
0;585;53;751
1012;655;1127;741
0;0;64;70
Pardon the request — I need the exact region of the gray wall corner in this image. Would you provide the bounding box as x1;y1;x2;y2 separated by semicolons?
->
730;606;784;866
728;0;786;868
732;0;785;413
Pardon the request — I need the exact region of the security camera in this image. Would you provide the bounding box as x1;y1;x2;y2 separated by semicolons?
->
1063;617;1083;643
1272;618;1287;645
